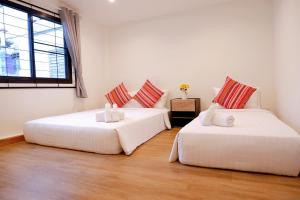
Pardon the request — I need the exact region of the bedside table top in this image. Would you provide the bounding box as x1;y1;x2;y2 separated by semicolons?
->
171;98;200;100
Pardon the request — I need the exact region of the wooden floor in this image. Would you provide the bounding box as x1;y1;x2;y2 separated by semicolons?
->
0;129;300;200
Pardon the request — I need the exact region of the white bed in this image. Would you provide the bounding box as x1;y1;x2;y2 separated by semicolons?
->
24;108;171;155
169;109;300;176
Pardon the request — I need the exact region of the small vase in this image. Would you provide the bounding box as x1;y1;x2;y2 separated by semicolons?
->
181;91;187;100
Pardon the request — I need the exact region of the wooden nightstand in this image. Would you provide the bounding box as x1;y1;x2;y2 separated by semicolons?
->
170;98;201;127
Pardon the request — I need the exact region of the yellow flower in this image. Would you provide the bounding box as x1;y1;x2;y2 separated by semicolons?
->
179;83;190;91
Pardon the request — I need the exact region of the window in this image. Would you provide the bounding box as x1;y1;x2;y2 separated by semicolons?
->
0;0;72;86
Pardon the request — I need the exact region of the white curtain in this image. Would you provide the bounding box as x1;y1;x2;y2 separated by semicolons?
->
59;7;88;98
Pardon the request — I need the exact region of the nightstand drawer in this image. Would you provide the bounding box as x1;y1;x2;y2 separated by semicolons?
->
171;99;196;112
170;98;201;127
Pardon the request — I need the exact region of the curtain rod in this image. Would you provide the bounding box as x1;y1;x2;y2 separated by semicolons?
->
14;0;59;15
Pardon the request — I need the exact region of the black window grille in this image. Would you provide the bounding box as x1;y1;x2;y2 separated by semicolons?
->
0;0;74;88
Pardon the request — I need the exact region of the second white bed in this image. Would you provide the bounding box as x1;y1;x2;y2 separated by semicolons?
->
169;109;300;176
24;108;171;155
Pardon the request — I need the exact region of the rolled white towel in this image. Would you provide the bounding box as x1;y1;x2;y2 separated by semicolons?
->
105;103;112;109
118;110;125;120
199;104;217;126
199;111;211;126
105;109;113;123
212;113;235;127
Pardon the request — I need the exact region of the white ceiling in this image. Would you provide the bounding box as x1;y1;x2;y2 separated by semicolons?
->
60;0;231;26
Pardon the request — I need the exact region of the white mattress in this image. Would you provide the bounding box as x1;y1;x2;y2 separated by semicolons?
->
24;108;171;155
169;109;300;176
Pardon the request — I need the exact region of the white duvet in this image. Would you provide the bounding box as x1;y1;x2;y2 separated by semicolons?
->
169;109;300;176
24;108;171;155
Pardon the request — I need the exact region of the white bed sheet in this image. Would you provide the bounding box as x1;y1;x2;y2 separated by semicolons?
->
169;109;300;176
24;108;171;155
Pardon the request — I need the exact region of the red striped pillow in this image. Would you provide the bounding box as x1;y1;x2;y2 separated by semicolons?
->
134;80;164;108
213;76;256;109
105;83;132;107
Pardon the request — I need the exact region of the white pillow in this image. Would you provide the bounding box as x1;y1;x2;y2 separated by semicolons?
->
123;90;169;108
122;99;143;108
213;87;261;109
154;90;169;108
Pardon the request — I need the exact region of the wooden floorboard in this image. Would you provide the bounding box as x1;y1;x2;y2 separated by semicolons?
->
0;128;299;200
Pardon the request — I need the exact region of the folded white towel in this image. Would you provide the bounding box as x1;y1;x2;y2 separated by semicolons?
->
96;110;125;122
212;113;235;127
199;104;217;126
96;111;105;122
111;110;121;122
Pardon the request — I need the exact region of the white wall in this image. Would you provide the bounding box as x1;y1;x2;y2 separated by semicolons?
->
274;0;300;133
4;0;299;139
0;2;108;138
107;0;275;111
